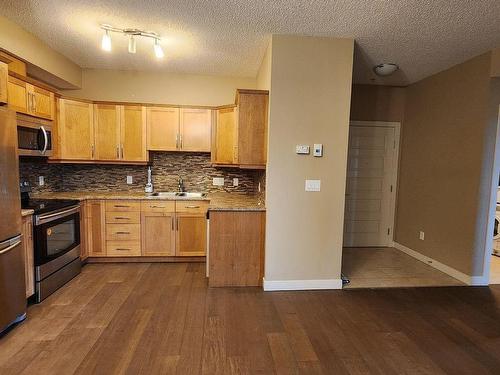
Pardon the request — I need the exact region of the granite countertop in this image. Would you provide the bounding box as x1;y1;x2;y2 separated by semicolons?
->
31;191;266;211
21;209;34;217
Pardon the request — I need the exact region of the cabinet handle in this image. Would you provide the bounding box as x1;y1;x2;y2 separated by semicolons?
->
114;217;130;220
176;217;179;231
180;135;183;149
27;92;32;112
115;231;130;234
176;134;179;149
114;205;130;208
115;248;130;251
116;146;119;158
171;218;174;231
91;144;95;158
32;93;36;111
151;205;165;208
121;145;124;159
185;205;200;209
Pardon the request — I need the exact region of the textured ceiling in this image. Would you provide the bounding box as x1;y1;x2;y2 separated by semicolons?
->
1;0;500;85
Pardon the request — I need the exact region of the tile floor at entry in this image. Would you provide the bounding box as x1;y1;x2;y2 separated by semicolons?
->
342;247;466;288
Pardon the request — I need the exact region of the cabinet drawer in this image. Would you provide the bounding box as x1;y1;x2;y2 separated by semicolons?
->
105;211;140;224
105;200;141;212
106;224;141;241
141;201;175;212
176;201;209;214
106;241;141;257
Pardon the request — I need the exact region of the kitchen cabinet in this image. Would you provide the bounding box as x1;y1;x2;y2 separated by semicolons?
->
21;214;35;298
7;76;54;120
87;200;106;257
94;104;121;161
105;200;141;257
211;90;268;169
146;107;212;152
0;61;7;104
146;107;179;151
212;106;237;165
141;201;176;256
80;202;89;261
176;214;207;257
179;108;211;152
121;105;147;162
209;211;265;287
58;99;95;160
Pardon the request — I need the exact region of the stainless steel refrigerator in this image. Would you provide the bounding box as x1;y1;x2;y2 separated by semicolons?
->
0;107;26;334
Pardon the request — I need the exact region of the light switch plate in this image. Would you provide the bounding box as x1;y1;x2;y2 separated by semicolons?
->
233;178;239;187
296;145;310;155
38;176;45;186
305;179;321;192
126;176;133;184
419;231;425;240
313;144;323;157
213;177;224;186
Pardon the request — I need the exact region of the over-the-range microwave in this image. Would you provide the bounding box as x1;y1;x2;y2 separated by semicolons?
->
17;114;53;157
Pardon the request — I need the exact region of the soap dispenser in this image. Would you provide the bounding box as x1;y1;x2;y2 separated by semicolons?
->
145;166;154;193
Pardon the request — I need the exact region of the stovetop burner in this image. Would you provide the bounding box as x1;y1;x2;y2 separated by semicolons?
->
21;199;79;215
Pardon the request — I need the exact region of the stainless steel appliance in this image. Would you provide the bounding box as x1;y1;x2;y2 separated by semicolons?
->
0;107;27;334
20;184;81;303
17;114;53;157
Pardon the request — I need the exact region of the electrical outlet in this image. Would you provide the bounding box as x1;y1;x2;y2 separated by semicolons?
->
38;176;45;186
233;178;239;187
213;177;224;186
126;176;133;184
419;231;425;240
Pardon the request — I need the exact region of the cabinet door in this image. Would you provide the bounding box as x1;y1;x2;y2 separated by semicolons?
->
237;92;268;166
88;201;106;257
121;105;147;161
180;108;211;152
141;212;175;256
0;61;7;104
146;107;179;151
94;104;121;160
58;99;95;160
7;75;28;114
29;84;54;120
176;214;207;256
213;107;237;164
21;215;35;298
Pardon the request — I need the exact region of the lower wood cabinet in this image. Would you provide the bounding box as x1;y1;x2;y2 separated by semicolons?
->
176;214;207;256
141;212;176;256
21;214;35;298
86;201;106;257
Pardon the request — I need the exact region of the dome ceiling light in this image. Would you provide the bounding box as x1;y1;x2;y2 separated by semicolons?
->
373;63;399;76
100;24;164;59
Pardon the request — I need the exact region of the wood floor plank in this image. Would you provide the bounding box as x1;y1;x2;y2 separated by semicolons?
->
2;263;500;375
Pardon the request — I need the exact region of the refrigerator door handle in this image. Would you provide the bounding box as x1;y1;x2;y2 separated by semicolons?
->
0;236;22;255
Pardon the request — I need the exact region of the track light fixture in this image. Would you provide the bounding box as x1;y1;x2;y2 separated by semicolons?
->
100;24;164;59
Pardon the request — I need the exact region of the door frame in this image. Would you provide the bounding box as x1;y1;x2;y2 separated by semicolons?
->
348;121;401;247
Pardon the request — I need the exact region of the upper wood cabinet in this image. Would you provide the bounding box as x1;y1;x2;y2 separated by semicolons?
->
58;99;95;160
146;107;179;151
121;105;147;162
7;76;54;120
0;61;7;104
179;108;211;152
236;90;268;167
94;104;121;161
212;106;237;165
211;90;268;169
146;107;212;152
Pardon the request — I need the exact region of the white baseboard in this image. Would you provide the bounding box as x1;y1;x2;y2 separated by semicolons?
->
263;278;343;291
393;242;487;286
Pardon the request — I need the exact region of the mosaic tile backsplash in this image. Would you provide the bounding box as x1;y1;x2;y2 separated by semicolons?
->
19;152;265;195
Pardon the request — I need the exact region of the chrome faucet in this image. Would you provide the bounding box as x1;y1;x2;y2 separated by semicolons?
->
178;177;185;192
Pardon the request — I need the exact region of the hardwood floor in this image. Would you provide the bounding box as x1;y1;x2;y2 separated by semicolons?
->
2;263;500;374
343;247;465;288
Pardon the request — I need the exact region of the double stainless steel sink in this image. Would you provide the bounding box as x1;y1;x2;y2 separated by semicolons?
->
147;192;207;198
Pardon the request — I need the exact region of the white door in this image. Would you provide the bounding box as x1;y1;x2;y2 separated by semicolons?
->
343;126;396;247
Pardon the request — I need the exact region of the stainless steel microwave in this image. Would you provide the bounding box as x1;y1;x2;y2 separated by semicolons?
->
17;114;53;157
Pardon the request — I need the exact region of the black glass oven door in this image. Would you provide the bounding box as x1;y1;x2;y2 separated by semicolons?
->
34;212;80;266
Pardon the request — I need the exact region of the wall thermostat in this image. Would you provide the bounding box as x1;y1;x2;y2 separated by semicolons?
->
296;145;310;155
313;144;323;157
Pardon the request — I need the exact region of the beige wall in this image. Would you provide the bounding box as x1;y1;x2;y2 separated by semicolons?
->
62;69;256;106
265;35;354;284
256;42;272;90
395;52;494;276
350;84;406;122
0;15;81;89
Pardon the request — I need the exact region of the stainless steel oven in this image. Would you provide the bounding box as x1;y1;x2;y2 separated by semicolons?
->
17;114;53;157
33;204;81;302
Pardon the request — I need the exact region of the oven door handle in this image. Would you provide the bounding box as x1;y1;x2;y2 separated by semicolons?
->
40;126;48;155
36;206;80;225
